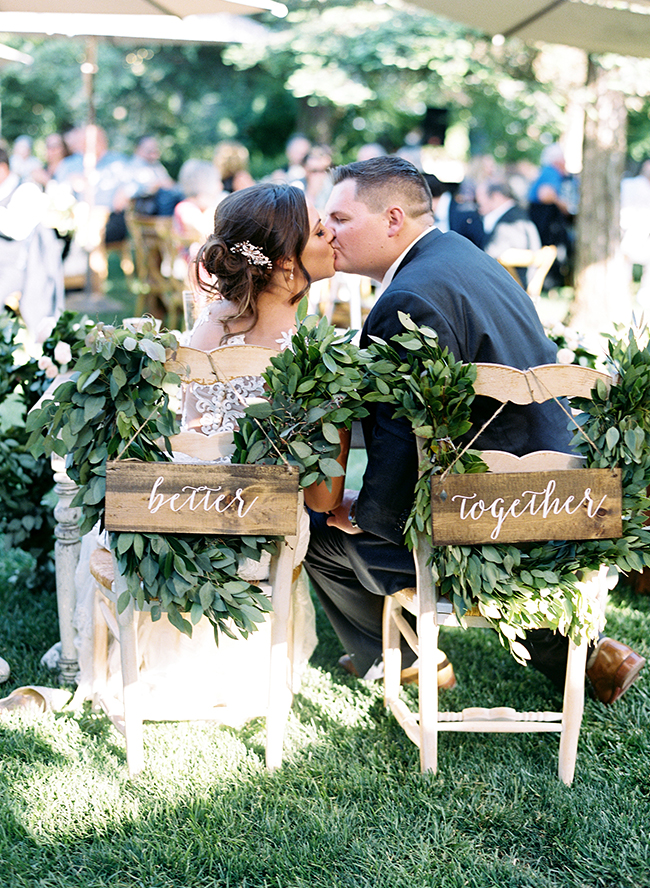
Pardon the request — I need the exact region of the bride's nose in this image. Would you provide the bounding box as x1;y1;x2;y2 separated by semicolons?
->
322;224;335;243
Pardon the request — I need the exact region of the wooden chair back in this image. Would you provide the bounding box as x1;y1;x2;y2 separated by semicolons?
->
498;245;558;299
125;207;183;326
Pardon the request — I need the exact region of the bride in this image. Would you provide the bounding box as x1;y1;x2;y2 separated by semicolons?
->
74;183;347;726
182;181;348;510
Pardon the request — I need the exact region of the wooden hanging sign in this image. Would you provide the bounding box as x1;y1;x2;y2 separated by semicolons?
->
104;460;300;536
431;468;622;546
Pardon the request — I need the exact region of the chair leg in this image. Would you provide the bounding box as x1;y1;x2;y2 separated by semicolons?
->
414;533;439;774
115;596;145;778
266;538;296;770
91;588;109;711
382;597;403;705
111;554;145;778
417;608;439;774
558;637;587;785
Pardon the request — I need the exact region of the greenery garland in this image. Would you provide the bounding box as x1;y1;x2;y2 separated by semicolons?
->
27;307;372;643
366;313;650;660
233;299;381;478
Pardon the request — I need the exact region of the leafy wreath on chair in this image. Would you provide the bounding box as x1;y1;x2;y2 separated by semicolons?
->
366;313;650;661
27;303;373;643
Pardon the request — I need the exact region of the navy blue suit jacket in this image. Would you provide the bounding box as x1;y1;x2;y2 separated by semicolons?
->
356;228;570;544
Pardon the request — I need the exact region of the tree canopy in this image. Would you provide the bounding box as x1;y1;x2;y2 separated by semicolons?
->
1;0;649;177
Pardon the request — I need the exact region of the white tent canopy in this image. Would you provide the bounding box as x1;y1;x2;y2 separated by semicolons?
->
0;11;270;42
0;0;287;16
405;0;650;59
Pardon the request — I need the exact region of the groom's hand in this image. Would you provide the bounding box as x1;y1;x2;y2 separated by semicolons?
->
326;489;363;534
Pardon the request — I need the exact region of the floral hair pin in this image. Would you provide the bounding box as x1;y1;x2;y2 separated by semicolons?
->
230;240;272;268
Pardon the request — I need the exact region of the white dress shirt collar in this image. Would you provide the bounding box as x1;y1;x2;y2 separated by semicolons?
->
378;226;435;295
481;199;515;236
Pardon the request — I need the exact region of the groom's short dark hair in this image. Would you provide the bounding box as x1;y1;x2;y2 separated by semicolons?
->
331;155;433;219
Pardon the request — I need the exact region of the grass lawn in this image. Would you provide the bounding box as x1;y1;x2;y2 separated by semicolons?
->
1;528;649;888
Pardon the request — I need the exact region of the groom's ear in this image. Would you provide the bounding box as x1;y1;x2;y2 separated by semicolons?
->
385;204;406;237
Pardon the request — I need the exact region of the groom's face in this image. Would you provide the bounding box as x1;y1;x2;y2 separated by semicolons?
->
324;179;391;280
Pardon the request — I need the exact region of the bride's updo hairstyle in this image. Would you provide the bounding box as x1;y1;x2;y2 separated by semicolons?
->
193;183;311;342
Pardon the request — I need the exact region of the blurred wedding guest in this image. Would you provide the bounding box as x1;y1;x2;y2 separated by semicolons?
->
54;125;133;288
173;158;225;244
425;173;484;248
54;126;130;210
213;140;255;193
9;135;43;182
476;178;541;286
285;133;312;185
121;135;183;216
31;133;71;188
620;159;650;308
527;143;577;286
0;147;64;339
356;142;387;162
304;145;333;211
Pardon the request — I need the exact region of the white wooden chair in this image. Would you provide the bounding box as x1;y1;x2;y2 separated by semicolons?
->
498;245;558;299
90;345;305;776
383;362;618;785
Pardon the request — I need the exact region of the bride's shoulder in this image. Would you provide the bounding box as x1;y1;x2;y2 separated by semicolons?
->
188;299;232;350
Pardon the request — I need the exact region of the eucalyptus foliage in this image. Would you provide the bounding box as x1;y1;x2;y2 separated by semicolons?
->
366;314;650;660
233;299;379;483
26;320;272;641
27;310;372;643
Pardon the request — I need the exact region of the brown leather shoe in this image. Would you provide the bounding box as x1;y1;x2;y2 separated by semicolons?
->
338;654;360;677
586;638;646;705
338;654;457;689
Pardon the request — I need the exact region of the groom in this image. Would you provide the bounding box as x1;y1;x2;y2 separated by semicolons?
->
304;155;644;704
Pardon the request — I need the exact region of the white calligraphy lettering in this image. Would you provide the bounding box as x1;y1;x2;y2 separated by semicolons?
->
147;478;259;518
450;478;609;541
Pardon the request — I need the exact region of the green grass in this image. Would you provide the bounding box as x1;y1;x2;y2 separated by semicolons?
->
1;535;650;887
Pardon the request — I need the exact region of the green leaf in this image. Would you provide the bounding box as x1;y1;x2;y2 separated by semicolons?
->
190;602;204;625
322;352;337;373
117;590;132;614
289;441;313;459
318;457;345;477
245;401;273;419
138;339;167;362
321;422;340;444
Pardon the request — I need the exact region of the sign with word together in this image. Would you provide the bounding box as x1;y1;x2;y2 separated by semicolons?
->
431;468;622;545
105;460;300;536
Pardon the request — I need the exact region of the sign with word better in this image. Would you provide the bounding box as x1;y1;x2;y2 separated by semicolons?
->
431;468;622;545
105;461;299;536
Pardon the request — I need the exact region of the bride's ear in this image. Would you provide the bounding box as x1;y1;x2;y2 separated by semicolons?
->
276;256;294;273
276;256;296;281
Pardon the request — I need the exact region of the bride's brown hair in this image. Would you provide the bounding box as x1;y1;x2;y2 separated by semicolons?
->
193;183;311;343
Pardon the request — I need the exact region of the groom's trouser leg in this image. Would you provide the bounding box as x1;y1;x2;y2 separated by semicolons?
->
306;515;574;689
304;511;417;677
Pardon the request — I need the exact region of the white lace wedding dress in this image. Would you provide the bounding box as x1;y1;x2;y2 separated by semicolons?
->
72;330;317;727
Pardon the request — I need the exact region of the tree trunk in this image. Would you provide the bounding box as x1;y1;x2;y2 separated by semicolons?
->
570;56;628;338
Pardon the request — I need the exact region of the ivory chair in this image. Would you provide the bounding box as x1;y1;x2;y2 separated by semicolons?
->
383;362;617;785
498;245;558;300
90;345;304;776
